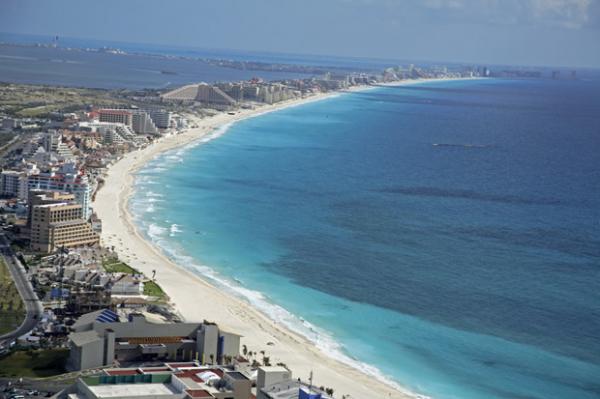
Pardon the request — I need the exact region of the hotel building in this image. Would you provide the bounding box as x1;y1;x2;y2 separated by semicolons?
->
29;192;99;253
195;84;237;109
68;310;241;371
64;363;331;399
66;361;256;399
0;170;29;198
98;109;133;127
27;164;93;219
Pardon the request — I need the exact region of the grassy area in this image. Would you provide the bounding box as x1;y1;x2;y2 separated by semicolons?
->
16;104;58;118
0;132;16;148
0;349;69;378
143;280;166;300
0;83;130;118
102;258;139;274
0;258;25;335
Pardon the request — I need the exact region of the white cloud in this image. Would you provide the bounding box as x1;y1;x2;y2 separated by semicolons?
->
340;0;595;29
529;0;592;28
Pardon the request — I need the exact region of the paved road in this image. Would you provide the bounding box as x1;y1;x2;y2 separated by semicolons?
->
0;233;43;346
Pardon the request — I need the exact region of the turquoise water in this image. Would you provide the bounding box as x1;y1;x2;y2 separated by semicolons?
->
131;79;600;398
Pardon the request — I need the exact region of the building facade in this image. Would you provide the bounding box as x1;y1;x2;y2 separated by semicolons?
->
30;198;99;253
68;311;241;371
98;109;133;127
27;166;93;219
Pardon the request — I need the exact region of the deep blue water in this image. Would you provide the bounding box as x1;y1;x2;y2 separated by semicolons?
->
131;79;600;399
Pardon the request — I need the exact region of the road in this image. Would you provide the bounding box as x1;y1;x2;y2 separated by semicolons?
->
0;233;43;346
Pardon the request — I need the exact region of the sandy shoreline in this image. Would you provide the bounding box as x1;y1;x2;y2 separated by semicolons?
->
94;80;464;399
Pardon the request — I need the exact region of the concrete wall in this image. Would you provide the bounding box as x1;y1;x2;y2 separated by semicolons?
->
79;339;105;370
257;367;292;390
220;332;240;362
196;324;218;364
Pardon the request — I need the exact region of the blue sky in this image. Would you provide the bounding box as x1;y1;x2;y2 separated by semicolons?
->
1;0;599;67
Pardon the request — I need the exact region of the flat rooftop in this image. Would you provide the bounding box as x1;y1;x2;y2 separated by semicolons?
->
226;371;249;380
88;383;177;398
262;382;329;399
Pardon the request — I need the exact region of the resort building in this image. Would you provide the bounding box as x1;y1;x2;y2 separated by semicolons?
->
131;111;160;136
0;170;29;198
27;189;75;225
27;163;93;219
146;109;172;129
29;193;99;253
67;310;241;371
195;84;237;109
97;109;159;135
65;361;255;399
256;366;332;399
161;84;237;109
42;131;75;160
161;84;201;102
98;109;133;127
78;121;143;146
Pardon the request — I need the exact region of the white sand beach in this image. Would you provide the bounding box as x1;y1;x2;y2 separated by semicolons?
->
94;85;436;399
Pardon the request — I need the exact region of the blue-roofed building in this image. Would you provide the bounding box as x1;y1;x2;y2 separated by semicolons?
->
96;309;119;323
50;287;70;300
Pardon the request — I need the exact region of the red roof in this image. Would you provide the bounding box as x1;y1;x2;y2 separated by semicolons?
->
166;362;198;368
185;389;213;398
140;367;170;373
174;369;205;383
105;369;140;376
98;109;132;116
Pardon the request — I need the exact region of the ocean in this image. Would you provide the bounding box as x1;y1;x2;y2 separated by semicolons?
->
130;78;600;399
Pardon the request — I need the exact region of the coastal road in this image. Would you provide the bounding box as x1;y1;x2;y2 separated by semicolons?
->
0;233;43;347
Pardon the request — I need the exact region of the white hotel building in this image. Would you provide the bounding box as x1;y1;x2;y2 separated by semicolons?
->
27;165;93;220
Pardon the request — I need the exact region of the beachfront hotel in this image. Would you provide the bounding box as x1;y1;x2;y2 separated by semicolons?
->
98;109;134;127
67;310;241;371
98;109;160;135
62;362;331;399
29;191;99;253
27;163;93;219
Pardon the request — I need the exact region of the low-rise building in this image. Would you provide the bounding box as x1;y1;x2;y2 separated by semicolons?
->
68;310;241;371
111;275;144;296
66;361;253;399
256;366;331;399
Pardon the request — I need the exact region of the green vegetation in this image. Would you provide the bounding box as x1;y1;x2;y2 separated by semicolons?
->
143;280;166;300
0;258;25;335
102;258;139;274
0;83;129;118
0;349;69;378
0;132;16;148
102;257;167;301
16;105;58;118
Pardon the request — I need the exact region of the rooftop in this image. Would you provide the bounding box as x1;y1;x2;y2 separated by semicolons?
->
185;389;213;398
87;383;177;398
226;371;249;381
262;381;331;399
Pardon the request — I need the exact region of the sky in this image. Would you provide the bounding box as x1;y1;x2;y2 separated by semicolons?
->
1;0;599;68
